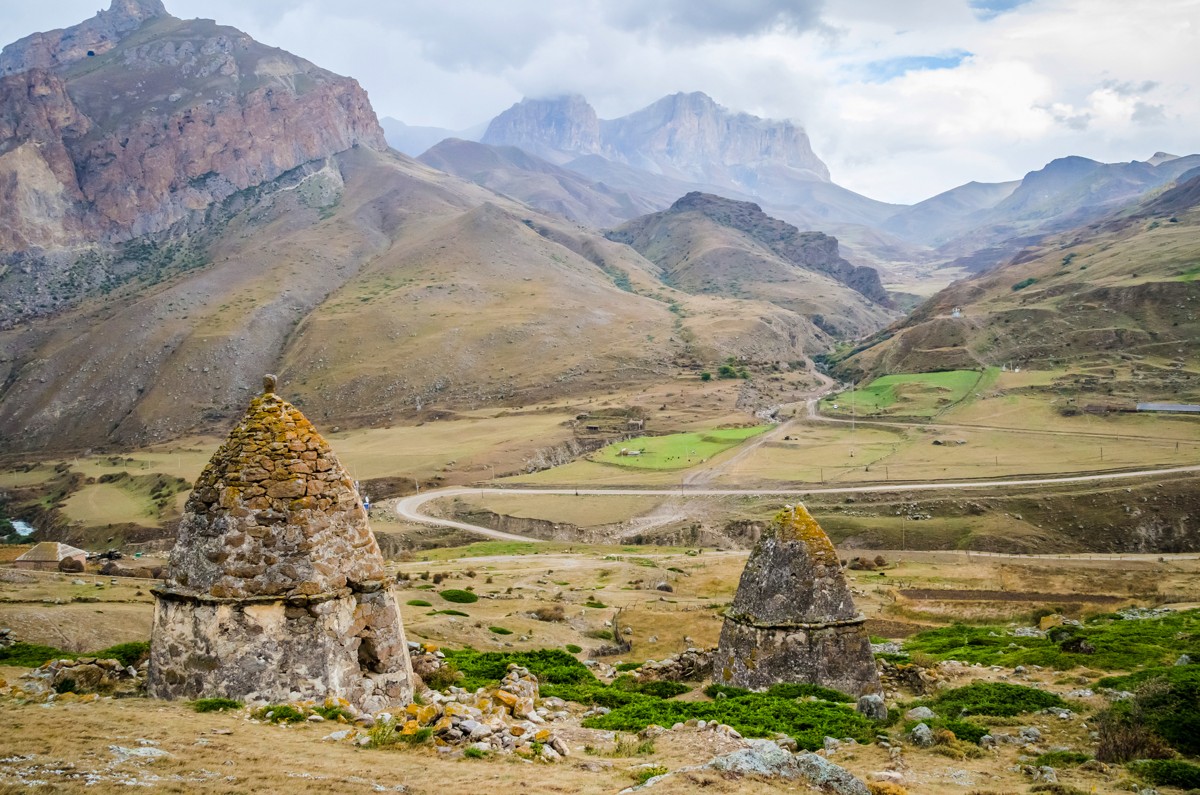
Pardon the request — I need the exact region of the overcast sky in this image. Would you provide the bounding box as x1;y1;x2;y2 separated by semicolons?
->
5;0;1198;203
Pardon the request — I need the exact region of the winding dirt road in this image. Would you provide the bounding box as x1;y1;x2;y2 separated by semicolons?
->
391;463;1200;544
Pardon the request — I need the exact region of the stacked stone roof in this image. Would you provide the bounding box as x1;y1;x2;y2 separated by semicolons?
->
164;376;385;600
725;504;861;627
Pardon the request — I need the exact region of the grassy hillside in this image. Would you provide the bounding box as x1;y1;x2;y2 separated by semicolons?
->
834;175;1200;409
0;147;829;453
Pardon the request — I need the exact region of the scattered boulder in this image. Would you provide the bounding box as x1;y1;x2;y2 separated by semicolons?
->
904;706;935;721
856;694;888;721
909;723;935;747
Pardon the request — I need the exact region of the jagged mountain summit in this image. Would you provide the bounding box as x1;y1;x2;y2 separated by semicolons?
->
0;0;384;255
482;92;831;201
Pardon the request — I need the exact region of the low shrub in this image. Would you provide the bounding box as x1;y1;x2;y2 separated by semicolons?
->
1128;759;1200;789
903;610;1200;670
252;704;307;724
532;605;565;622
422;662;462;690
431;609;469;616
441;648;594;691
565;644;583;654
192;697;244;713
925;682;1067;717
615;662;643;672
1034;751;1091;767
489;626;513;635
439;589;479;604
463;746;487;759
313;701;355;722
585;629;613;640
635;681;691;699
93;641;150;667
406;599;432;607
584;600;607;609
0;641;73;667
632;766;668;785
704;682;854;704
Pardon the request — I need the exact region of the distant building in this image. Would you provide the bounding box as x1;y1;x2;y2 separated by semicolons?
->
951;307;962;318
1137;403;1200;413
14;542;88;572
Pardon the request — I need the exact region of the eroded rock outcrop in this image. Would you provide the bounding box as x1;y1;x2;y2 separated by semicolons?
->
713;505;880;697
148;375;414;713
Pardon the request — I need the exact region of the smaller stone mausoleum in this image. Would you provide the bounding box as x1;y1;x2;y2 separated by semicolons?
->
148;375;414;712
713;504;880;697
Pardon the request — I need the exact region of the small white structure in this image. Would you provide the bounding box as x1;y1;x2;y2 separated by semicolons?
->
14;542;88;572
951;307;962;318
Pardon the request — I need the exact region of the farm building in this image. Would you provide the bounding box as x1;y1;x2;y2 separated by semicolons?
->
14;541;88;571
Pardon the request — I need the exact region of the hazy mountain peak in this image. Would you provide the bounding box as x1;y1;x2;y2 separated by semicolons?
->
480;95;602;162
1146;151;1180;165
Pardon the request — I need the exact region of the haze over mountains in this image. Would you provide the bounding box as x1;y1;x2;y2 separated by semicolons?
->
0;0;1197;453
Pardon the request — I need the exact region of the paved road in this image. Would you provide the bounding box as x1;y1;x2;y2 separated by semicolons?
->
391;462;1200;544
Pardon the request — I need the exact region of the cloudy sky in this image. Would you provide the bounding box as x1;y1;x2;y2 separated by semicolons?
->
6;0;1198;203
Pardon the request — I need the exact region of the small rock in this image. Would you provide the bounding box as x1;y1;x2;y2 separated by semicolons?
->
1019;726;1042;743
855;694;887;721
909;723;935;747
905;706;935;721
824;736;841;752
1176;654;1192;666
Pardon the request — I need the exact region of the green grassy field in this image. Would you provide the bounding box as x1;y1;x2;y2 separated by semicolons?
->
821;369;996;418
589;426;770;470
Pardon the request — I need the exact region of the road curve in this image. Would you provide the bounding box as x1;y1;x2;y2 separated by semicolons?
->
391;463;1200;544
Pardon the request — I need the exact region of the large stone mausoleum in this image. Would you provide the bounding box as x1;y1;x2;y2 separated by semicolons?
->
713;504;880;697
148;375;414;712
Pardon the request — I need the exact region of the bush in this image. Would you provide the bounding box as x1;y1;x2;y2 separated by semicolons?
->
439;589;479;604
431;609;469;616
423;662;462;690
1095;668;1200;760
1012;277;1038;291
252;704;307;724
1128;759;1200;789
406;599;432;607
489;626;513;635
93;641;151;668
192;697;244;713
585;692;874;749
565;644;583;654
532;605;565;622
939;718;990;744
632;766;668;785
441;648;594;691
1034;751;1091;767
635;681;691;699
463;746;487;759
704;682;854;704
926;682;1067;717
0;641;73;667
903;610;1200;670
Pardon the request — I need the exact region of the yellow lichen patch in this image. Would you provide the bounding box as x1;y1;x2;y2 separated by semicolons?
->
772;505;838;564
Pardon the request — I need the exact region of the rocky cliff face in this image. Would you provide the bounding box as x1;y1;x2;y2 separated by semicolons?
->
0;0;167;76
0;1;386;255
482;91;829;187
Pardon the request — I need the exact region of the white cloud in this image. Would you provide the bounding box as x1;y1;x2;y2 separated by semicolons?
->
4;0;1198;204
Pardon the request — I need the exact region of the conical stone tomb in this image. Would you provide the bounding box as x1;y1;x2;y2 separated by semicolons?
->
713;504;880;696
148;375;414;712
